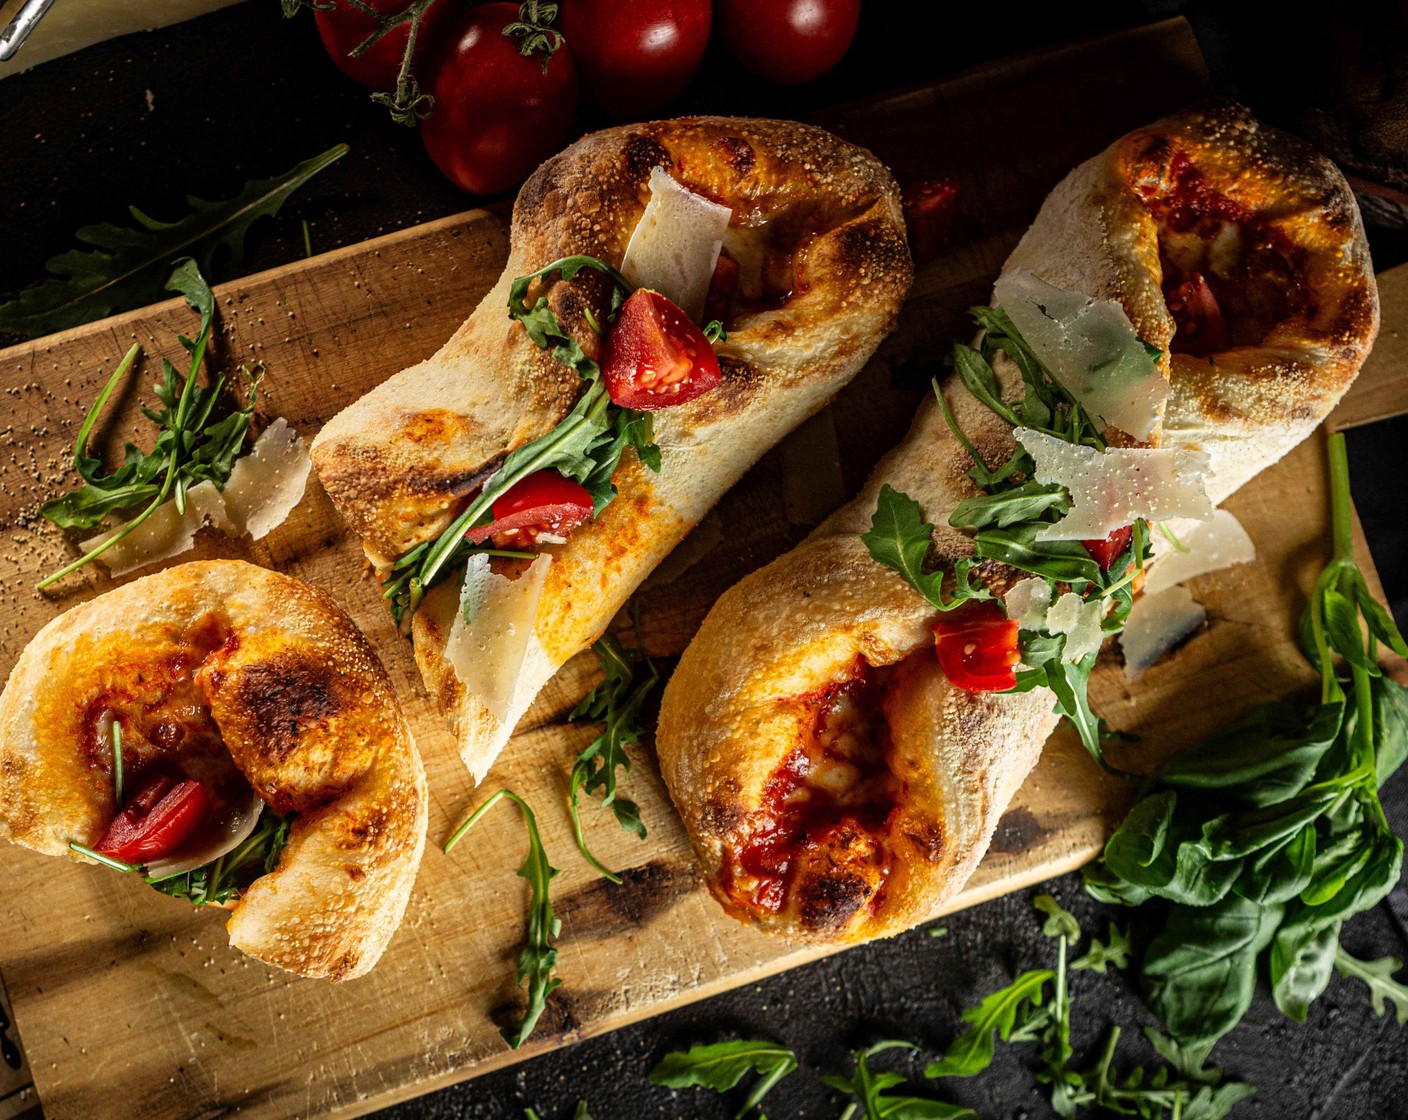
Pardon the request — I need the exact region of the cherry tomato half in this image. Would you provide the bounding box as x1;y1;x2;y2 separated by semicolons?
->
420;2;580;196
1081;524;1134;571
466;470;595;548
933;602;1020;692
558;0;710;118
314;0;452;89
717;0;861;85
95;775;210;864
603;289;722;410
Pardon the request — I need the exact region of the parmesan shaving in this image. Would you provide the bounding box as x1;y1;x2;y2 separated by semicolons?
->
993;269;1166;440
1005;577;1053;630
444;554;553;729
221;418;312;540
1145;509;1255;596
82;480;231;578
1047;592;1104;663
621;167;733;322
1122;586;1206;682
1015;427;1214;542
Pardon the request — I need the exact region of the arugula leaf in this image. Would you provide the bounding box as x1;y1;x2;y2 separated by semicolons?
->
37;259;260;589
567;632;660;882
826;1041;977;1120
862;485;991;612
1070;923;1132;973
445;791;561;1049
1034;894;1081;941
1334;948;1408;1023
949;479;1067;531
147;810;293;908
924;970;1054;1078
650;1038;798;1119
0;146;347;338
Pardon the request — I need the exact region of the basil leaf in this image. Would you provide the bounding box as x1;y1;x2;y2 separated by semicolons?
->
1153;701;1343;807
1102;791;1177;887
1350;573;1408;657
1140;894;1284;1047
1235;824;1316;905
1323;587;1380;674
1372;675;1408;785
1197;785;1343;861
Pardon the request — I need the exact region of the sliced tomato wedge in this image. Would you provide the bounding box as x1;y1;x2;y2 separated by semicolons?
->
95;775;210;864
1167;271;1228;357
1081;524;1134;571
933;602;1020;692
902;178;960;264
603;288;722;410
465;470;595;548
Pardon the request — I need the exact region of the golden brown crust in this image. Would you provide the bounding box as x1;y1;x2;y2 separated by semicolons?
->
312;116;912;781
0;561;428;981
657;103;1378;944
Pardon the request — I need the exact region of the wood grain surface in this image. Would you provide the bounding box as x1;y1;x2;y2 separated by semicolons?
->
5;18;1398;1120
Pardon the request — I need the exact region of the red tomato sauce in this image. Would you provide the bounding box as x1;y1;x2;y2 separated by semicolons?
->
722;659;901;919
1137;151;1307;354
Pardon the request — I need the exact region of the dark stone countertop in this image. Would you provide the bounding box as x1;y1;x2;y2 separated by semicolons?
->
1;3;1405;1118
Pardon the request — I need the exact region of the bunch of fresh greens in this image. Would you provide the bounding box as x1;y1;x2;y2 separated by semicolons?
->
381;254;661;623
0;146;346;338
1083;431;1408;1047
650;1038;799;1119
69;809;294;909
926;895;1255;1120
37;258;262;590
862;305;1154;765
567;630;659;882
444;790;561;1049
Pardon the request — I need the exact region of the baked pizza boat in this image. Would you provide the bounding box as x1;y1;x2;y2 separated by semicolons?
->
656;103;1378;942
0;560;428;980
310;116;912;783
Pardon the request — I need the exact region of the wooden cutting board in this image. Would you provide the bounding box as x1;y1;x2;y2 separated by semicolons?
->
1;18;1401;1120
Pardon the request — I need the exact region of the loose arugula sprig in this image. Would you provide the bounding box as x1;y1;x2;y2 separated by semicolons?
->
567;630;660;882
445;790;561;1048
1334;949;1408;1023
927;895;1254;1120
863;305;1155;767
826;1041;977;1120
0;146;346;338
37;259;262;590
68;809;293;908
1083;431;1408;1048
382;254;660;623
650;1038;799;1119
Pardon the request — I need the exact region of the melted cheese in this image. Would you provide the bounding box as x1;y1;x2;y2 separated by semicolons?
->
621;167;733;322
1015;428;1213;542
1145;509;1255;596
993;269;1166;440
1122;586;1206;681
444;554;552;727
221;418;311;540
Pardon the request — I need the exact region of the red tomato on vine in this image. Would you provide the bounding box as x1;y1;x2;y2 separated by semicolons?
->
558;0;711;118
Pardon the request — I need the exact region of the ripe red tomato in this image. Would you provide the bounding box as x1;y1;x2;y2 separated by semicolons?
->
1082;524;1134;571
717;0;861;84
933;603;1021;692
420;3;580;196
902;179;960;265
558;0;710;118
466;470;595;547
603;289;722;410
314;0;451;90
96;775;210;864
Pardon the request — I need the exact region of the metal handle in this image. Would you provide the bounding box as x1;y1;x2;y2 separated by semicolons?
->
0;0;58;63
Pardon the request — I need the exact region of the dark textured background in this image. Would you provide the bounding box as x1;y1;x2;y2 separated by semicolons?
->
2;2;1407;1118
